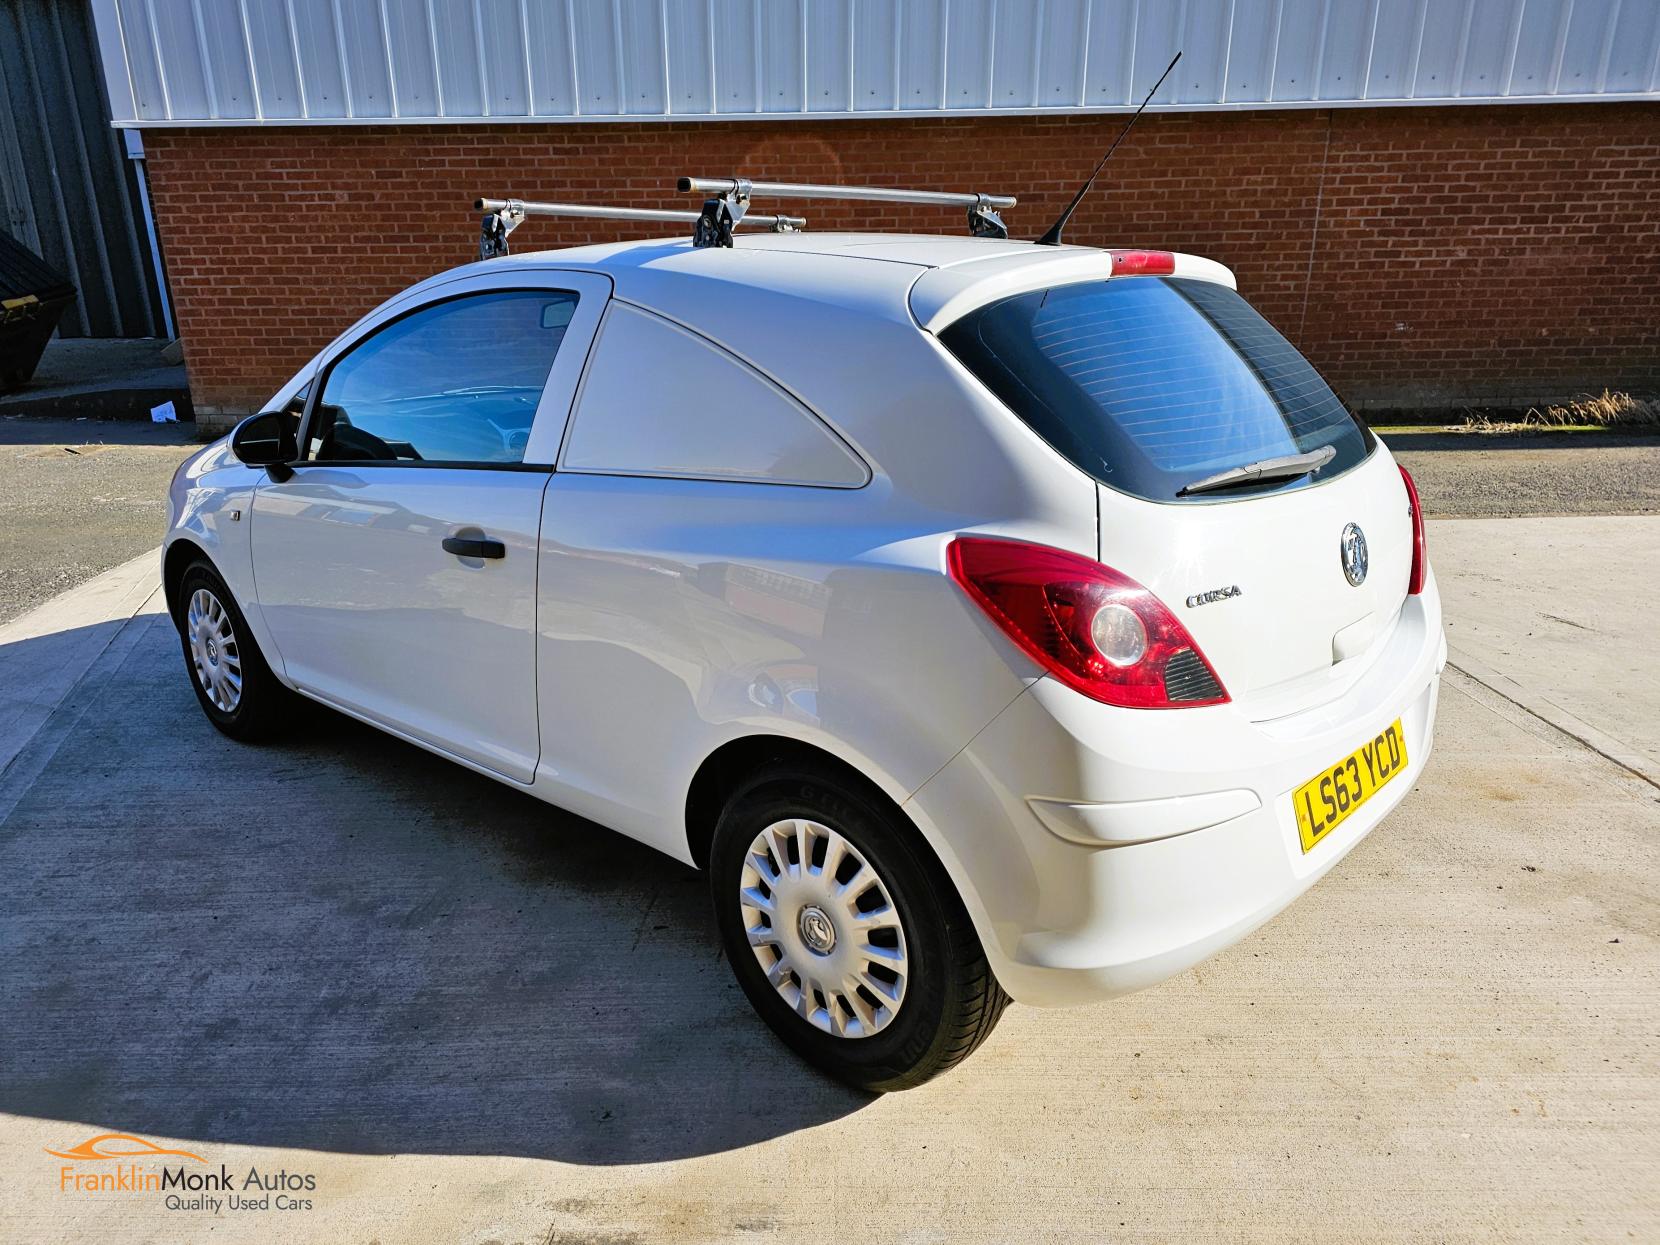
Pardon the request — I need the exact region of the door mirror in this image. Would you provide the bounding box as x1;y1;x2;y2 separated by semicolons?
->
230;410;298;471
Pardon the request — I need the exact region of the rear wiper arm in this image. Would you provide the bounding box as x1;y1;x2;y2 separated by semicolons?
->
1177;445;1337;497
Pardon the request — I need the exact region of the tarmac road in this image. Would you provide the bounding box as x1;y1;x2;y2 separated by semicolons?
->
1387;429;1660;518
0;417;1654;628
0;418;197;625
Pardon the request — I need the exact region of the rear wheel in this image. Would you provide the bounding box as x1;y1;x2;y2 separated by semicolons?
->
710;765;1009;1092
174;560;293;741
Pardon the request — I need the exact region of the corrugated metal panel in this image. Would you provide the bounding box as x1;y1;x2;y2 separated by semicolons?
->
90;0;1660;126
0;0;163;336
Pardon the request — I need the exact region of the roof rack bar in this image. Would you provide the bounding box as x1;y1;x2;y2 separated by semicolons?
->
677;176;1013;240
474;197;805;259
676;177;1014;211
476;197;803;227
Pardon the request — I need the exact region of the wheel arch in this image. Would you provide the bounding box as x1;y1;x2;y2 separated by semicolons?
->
162;537;212;621
684;734;923;874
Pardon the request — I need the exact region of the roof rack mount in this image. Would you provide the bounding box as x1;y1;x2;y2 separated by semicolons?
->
678;176;1015;243
474;196;806;260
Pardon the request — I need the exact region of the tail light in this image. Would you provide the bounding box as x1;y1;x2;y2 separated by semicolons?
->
947;536;1228;709
1400;466;1427;595
1109;249;1176;276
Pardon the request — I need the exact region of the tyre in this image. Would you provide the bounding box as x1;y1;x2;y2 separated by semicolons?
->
174;559;294;742
710;764;1010;1092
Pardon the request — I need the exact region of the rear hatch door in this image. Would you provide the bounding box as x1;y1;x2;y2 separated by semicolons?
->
938;268;1412;714
1097;451;1412;713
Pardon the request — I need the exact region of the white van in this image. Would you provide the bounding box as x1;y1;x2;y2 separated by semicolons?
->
165;222;1443;1090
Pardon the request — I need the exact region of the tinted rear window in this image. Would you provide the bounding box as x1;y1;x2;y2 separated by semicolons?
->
940;277;1373;502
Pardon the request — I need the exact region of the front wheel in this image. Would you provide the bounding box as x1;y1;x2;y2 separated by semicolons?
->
710;766;1009;1092
174;559;294;741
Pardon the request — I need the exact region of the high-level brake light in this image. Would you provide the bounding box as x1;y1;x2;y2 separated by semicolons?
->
1109;249;1176;277
947;537;1229;709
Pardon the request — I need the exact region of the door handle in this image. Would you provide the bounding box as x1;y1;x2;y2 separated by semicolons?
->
442;535;506;559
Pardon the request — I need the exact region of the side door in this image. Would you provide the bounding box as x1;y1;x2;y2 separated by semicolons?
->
250;270;609;782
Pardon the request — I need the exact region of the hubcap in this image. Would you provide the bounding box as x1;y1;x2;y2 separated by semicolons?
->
738;818;909;1039
186;587;242;713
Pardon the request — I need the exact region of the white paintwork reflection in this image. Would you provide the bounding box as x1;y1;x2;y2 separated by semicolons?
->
251;467;548;781
531;472;1041;860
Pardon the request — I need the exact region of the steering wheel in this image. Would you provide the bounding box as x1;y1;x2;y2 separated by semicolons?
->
316;405;402;462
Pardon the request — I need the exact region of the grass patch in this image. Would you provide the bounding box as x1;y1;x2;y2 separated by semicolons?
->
1457;390;1660;435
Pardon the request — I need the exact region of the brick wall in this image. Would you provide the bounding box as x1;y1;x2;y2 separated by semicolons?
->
142;102;1659;429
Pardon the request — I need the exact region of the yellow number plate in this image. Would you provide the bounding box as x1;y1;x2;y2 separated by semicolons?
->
1293;719;1408;854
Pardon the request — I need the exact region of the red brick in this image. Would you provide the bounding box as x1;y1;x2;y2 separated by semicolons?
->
141;103;1660;412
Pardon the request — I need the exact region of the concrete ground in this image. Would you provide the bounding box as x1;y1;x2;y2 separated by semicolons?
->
1;511;1657;1242
1433;516;1660;784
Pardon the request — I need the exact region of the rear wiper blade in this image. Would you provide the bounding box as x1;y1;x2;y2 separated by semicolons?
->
1176;445;1337;497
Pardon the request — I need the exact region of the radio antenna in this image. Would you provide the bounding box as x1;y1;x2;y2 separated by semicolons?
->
1035;51;1181;247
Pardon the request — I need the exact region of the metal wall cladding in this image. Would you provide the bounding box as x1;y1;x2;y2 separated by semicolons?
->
93;0;1660;126
1;0;162;336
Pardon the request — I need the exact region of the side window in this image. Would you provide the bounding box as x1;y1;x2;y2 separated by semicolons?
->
561;303;867;487
307;290;577;465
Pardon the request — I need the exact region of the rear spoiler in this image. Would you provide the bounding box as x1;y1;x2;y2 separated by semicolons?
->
909;249;1235;334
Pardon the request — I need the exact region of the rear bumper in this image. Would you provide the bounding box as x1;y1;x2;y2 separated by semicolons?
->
904;577;1446;1007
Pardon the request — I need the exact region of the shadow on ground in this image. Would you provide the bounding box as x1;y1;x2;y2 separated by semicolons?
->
0;615;868;1164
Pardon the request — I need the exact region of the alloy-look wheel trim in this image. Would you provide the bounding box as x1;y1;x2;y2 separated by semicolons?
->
187;587;243;713
738;817;909;1039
